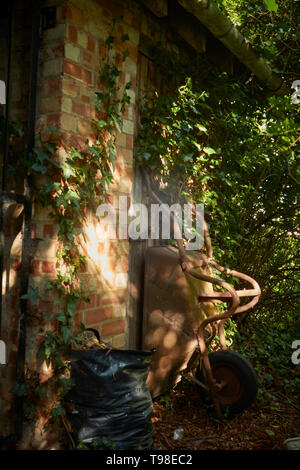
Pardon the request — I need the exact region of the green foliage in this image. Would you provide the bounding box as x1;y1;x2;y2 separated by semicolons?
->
264;0;278;12
234;316;300;403
159;393;173;411
76;437;117;450
20;286;40;305
50;403;66;419
137;0;299;403
137;5;299;317
10;382;29;397
216;0;299;77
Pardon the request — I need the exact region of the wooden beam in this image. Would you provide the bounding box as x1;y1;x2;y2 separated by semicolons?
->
169;5;206;53
140;0;168;17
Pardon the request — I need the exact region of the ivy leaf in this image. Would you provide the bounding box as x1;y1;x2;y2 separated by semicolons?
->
35;385;47;398
50;403;66;418
10;383;29;397
264;0;278;12
122;49;130;61
56;314;67;323
203;147;217;155
183;153;193;162
61;326;73;344
195;123;207;133
105;35;114;46
21;286;40;305
62;165;74;179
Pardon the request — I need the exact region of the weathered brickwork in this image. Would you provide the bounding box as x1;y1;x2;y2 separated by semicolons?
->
0;0;176;448
32;0;142;352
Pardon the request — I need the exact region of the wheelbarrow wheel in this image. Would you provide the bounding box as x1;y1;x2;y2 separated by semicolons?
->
195;350;257;416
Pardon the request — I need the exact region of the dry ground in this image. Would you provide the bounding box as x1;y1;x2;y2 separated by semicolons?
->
151;382;300;450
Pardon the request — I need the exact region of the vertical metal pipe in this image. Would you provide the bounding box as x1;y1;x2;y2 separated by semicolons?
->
14;0;41;443
0;0;14;334
2;0;14;192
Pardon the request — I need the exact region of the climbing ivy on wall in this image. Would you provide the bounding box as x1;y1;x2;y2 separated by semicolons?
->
12;31;131;425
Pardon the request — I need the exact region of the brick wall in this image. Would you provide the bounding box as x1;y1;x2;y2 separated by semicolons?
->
33;0;140;350
0;0;179;448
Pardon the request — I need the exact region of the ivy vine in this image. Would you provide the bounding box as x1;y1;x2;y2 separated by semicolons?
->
12;31;131;427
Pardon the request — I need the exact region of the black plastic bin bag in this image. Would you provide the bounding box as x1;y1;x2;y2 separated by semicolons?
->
67;347;154;450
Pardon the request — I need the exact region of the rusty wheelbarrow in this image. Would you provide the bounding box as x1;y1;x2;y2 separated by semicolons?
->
141;168;261;416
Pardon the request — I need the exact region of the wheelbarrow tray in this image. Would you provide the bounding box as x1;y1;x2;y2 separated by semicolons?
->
142;245;216;398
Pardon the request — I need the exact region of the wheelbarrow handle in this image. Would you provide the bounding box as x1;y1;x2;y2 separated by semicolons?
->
141;166;261;320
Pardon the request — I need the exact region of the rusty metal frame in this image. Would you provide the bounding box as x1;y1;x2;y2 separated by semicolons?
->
141;167;261;414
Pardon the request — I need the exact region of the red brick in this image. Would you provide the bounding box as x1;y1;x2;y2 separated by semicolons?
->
116;52;122;68
38;300;53;314
126;135;133;149
81;94;90;103
98;44;106;59
74;312;83;327
122;257;129;271
68;25;77;43
47;78;62;95
75;298;90;311
101;319;125;337
86;294;95;308
106;257;117;272
47;114;60;127
130;75;136;90
69;5;88;27
61;5;73;20
63;60;82;80
97;242;105;254
72;101;91;118
31;223;37;238
30;259;40;275
87;36;95;53
102;289;127;305
108;240;118;252
119;71;125;85
86;306;114;325
69;134;86;149
125;168;132;179
43;224;54;238
123;104;129;118
41;261;55;274
82;50;92;65
82;68;92;85
77;120;93;139
128;44;137;61
42;97;61;114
